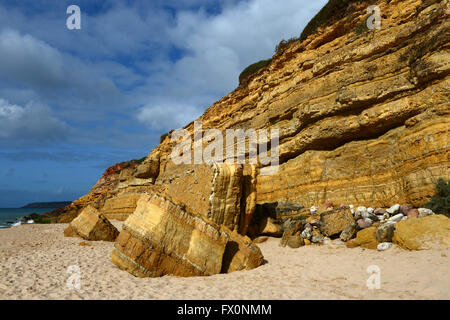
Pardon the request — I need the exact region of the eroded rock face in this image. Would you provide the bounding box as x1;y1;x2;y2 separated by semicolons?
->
59;0;449;235
64;206;119;242
111;194;263;277
393;215;450;250
99;193;143;221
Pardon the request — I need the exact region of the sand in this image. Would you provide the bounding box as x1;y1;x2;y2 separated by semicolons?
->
0;222;448;300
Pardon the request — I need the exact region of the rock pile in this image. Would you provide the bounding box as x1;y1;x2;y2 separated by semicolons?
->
255;202;449;251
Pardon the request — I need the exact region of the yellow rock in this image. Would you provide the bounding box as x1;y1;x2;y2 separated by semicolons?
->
64;206;119;242
111;194;263;277
393;215;450;250
346;227;379;250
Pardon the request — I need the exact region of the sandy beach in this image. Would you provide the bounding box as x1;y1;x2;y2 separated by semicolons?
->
0;221;448;300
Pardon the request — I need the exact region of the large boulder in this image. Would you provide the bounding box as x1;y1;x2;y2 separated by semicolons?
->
346;227;379;250
111;193;263;277
320;207;355;237
393;215;450;250
64;206;119;241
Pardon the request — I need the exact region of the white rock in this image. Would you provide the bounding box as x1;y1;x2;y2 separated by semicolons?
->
388;213;404;223
367;207;374;214
310;206;317;214
27;220;34;224
387;204;401;215
402;216;408;220
301;227;312;240
355;206;367;219
377;242;393;251
418;208;434;218
349;204;354;214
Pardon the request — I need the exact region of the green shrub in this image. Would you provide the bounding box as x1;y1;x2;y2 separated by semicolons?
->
274;37;300;53
239;59;272;84
160;132;169;143
425;178;450;215
299;0;376;41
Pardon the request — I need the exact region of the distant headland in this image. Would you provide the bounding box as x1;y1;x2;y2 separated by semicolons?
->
21;202;72;209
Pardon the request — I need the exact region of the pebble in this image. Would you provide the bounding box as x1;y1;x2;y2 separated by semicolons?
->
357;218;372;229
387;204;401;215
418;208;434;218
374;208;386;215
301;227;312;240
388;213;404;223
377;242;393;251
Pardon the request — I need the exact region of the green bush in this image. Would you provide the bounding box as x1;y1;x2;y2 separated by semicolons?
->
274;37;300;53
299;0;376;41
425;178;450;215
160;132;169;143
239;59;272;84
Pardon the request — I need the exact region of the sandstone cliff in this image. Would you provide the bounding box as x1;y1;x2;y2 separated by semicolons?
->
64;0;449;237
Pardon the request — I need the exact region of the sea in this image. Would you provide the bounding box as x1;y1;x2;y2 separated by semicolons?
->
0;208;54;229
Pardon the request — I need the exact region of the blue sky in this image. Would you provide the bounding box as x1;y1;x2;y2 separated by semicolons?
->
0;0;326;207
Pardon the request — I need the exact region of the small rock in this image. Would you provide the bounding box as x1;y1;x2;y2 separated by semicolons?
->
374;208;386;215
376;222;396;242
311;235;324;243
253;236;269;244
367;207;374;214
340;222;357;242
387;204;401;215
388;213;404;223
287;235;304;248
301;226;312;240
377;242;393;251
362;211;379;222
357;218;372;229
79;241;92;247
323;237;332;245
418;208;434;218
324;201;334;209
304;239;311;245
406;209;419;219
399;204;413;215
310;206;317;214
354;206;368;220
349;204;355;214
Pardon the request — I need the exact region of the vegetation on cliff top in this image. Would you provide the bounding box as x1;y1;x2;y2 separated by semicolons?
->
238;59;272;85
238;0;377;84
425;178;450;216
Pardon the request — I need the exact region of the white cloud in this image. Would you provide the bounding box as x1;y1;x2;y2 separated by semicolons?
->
0;98;68;141
0;29;65;89
136;0;327;131
137;103;202;132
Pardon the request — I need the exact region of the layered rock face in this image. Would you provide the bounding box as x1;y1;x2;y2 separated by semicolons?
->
111;193;263;277
64;0;448;236
64;206;119;242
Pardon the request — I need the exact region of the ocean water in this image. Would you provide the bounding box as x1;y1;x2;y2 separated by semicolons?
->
0;208;54;228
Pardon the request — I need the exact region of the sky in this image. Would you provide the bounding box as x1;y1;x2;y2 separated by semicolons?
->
0;0;327;207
